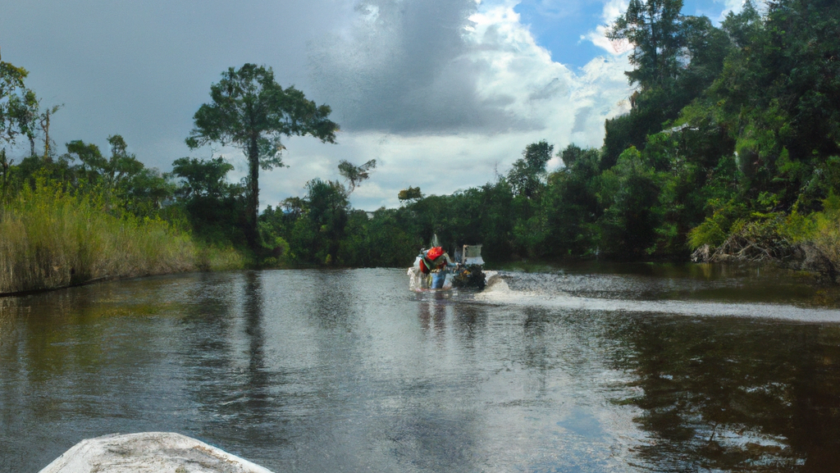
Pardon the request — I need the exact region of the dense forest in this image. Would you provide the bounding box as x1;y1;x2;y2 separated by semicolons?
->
2;0;840;291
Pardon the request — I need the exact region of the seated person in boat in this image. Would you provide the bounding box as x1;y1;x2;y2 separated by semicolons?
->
418;247;458;289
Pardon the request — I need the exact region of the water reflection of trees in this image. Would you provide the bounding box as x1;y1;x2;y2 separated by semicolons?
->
609;315;840;471
180;271;284;449
242;271;272;418
0;278;205;471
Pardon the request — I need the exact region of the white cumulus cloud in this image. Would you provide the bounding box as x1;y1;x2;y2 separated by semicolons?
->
270;0;634;210
583;0;631;55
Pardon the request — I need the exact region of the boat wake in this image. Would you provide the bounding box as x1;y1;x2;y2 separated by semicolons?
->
474;273;840;323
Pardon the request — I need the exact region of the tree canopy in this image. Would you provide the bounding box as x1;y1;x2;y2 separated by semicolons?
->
0;51;29;147
338;159;376;194
186;63;338;249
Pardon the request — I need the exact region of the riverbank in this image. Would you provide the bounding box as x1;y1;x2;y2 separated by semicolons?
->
0;180;243;296
689;205;840;284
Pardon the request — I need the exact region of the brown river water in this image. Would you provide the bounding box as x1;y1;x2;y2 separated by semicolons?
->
1;265;839;472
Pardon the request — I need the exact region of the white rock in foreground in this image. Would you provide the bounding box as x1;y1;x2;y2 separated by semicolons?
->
39;432;273;473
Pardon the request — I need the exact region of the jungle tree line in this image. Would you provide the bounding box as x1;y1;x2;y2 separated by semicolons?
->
3;0;840;268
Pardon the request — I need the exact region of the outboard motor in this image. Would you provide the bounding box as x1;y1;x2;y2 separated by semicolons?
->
452;244;487;290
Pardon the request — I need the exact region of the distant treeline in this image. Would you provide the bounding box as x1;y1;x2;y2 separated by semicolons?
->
2;0;840;278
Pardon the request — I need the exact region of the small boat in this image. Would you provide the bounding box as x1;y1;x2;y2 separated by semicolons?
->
408;244;486;291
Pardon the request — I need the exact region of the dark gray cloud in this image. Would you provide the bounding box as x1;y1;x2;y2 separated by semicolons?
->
0;0;353;168
308;0;537;134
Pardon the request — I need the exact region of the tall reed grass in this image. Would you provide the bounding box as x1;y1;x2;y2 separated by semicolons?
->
0;179;242;294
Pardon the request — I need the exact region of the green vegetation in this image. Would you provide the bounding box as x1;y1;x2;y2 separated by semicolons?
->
1;178;189;294
0;54;242;293
3;0;840;287
185;64;338;251
0;174;243;294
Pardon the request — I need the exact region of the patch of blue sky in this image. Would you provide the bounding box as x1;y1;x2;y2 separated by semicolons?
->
515;0;734;70
682;0;733;21
513;0;605;69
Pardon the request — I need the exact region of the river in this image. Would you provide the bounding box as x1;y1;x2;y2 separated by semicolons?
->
1;265;839;472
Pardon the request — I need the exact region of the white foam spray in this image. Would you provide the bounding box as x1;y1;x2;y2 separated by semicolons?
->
474;274;840;323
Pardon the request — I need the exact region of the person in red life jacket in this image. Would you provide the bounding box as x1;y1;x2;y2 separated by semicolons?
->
418;246;458;289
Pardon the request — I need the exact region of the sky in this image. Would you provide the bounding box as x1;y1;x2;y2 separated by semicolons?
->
0;0;748;210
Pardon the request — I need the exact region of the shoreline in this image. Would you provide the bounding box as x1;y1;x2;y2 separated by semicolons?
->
4;256;836;301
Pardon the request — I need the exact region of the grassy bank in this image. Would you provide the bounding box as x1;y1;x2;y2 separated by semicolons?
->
0;179;242;295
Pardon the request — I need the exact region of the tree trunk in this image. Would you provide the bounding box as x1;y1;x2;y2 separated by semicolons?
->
42;110;52;164
247;135;260;251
